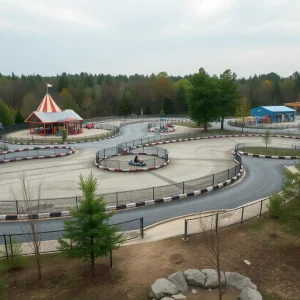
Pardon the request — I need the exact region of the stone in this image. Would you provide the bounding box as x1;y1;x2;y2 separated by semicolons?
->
168;271;188;292
161;298;173;300
201;269;226;288
183;269;206;287
149;278;179;299
172;294;187;300
191;289;197;294
239;287;263;300
225;272;257;292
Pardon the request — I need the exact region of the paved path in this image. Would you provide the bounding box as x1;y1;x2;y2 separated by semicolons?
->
0;119;297;239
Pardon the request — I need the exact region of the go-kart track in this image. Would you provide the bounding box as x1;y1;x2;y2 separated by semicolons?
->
0;120;297;237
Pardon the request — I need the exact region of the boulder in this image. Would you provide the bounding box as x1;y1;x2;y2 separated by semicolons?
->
201;269;226;288
160;298;174;300
225;272;257;292
239;287;263;300
149;278;179;299
172;294;187;300
168;271;188;292
183;269;206;287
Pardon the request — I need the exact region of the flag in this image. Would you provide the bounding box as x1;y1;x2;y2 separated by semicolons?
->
46;83;52;88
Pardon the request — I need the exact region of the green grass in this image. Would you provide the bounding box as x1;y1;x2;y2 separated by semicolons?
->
241;147;300;156
279;198;300;235
174;122;204;128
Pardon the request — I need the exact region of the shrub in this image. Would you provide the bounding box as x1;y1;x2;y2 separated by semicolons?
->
61;130;67;143
268;194;284;219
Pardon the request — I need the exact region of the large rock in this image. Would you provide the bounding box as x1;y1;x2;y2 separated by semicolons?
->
201;269;226;288
149;278;179;299
225;272;257;292
183;269;206;287
160;298;173;300
168;271;188;292
239;287;263;300
172;294;187;300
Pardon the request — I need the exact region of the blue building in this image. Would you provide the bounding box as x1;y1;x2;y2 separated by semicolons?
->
251;106;295;123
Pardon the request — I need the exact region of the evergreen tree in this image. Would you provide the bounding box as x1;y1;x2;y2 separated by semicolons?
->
58;173;123;276
144;104;152;115
14;111;24;124
163;98;173;114
0;98;13;126
160;108;165;117
118;91;132;116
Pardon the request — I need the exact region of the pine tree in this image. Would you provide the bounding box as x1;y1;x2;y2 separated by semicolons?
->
118;91;132;116
14;111;24;124
163;98;173;114
160;108;165;117
58;173;123;276
144;104;152;115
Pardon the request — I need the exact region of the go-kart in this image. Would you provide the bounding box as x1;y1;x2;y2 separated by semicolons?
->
129;160;146;167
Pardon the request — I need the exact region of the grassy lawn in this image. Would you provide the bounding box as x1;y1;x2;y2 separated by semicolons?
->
0;213;299;300
175;122;205;128
241;147;300;156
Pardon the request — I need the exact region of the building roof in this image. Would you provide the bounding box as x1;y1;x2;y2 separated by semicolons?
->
260;106;295;112
36;93;62;113
25;110;83;123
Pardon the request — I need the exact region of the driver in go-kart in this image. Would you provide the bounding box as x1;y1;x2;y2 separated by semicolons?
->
134;155;143;163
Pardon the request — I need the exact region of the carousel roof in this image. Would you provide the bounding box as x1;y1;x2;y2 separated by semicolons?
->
36;93;62;113
25;110;83;123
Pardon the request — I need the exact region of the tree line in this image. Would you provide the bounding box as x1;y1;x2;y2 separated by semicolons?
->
0;70;299;126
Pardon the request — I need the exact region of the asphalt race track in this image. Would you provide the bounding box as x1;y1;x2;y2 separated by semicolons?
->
0;120;296;241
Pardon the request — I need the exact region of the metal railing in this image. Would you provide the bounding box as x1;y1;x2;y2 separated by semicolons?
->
228;120;300;130
183;192;290;240
0;217;144;258
0;152;241;214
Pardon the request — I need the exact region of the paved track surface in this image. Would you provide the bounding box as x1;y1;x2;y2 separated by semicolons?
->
0;120;296;241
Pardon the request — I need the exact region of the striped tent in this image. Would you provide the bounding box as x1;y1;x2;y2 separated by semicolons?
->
36;93;62;113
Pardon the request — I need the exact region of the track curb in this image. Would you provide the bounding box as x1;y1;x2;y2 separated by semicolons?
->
0;146;76;163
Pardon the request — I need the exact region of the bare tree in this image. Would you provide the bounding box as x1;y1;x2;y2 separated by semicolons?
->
10;172;43;279
199;213;227;300
262;129;272;150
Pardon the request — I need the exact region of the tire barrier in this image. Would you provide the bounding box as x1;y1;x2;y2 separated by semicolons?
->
0;165;243;220
235;143;300;159
0;146;76;163
95;145;169;172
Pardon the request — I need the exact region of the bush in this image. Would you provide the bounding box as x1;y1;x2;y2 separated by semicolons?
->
61;130;67;143
268;194;284;219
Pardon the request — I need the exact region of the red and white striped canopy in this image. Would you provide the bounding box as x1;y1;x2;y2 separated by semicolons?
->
36;93;62;113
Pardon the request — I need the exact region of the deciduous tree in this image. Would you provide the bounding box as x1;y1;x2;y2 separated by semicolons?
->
186;68;220;131
218;69;240;130
60;89;81;114
235;97;251;132
262;130;272;149
0;98;13;126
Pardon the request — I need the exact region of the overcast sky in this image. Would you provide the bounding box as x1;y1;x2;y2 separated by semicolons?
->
1;0;299;78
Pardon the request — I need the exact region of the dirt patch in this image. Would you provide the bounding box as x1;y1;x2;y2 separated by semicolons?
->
1;218;300;300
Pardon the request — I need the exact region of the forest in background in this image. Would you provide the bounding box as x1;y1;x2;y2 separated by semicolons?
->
0;70;300;125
